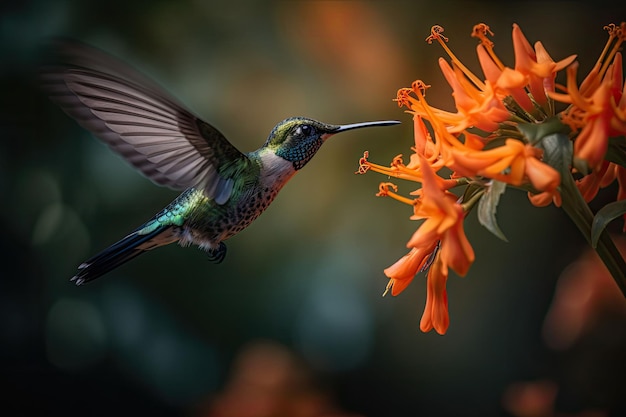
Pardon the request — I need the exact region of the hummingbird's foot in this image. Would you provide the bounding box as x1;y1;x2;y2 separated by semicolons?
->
206;242;227;263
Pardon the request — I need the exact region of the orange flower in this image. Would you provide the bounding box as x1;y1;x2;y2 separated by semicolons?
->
548;23;626;168
409;114;442;166
357;22;626;334
436;58;511;133
407;156;474;275
448;139;561;194
552;63;616;169
510;24;576;107
380;156;474;335
477;43;533;112
396;81;470;155
473;23;575;114
355;117;458;190
576;160;615;202
383;242;438;296
419;25;511;133
420;254;450;334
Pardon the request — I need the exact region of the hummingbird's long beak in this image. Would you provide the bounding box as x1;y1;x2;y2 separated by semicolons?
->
334;120;401;133
320;120;400;141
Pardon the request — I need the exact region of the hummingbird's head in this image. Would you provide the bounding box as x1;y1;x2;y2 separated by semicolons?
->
265;117;400;170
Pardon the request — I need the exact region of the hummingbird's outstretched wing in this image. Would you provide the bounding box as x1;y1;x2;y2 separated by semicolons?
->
40;40;254;205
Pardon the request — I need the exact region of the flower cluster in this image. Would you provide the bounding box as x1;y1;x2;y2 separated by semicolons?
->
358;23;626;334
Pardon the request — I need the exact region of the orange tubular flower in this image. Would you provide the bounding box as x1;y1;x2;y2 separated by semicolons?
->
407;156;474;278
383;242;438;296
552;63;616;169
548;23;626;169
355;115;458;190
420;255;449;334
448;139;560;194
436;58;511;133
382;156;474;335
474;23;576;115
576;160;615;202
358;22;626;334
510;24;577;108
477;44;533;112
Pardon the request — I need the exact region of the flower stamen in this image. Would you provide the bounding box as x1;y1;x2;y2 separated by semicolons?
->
427;25;486;90
355;151;371;174
471;23;505;70
377;182;417;206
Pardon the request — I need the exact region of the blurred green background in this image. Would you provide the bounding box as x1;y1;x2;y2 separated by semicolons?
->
2;1;625;416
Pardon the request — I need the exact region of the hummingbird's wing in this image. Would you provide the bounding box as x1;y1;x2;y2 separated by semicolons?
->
40;40;255;205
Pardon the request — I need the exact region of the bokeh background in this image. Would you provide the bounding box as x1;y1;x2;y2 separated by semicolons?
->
2;1;625;416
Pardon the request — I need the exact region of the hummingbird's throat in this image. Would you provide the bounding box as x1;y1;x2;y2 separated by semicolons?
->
277;137;324;170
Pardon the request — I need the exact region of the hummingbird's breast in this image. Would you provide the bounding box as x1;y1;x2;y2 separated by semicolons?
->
179;149;296;249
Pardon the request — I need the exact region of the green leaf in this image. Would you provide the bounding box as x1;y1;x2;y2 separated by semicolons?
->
591;200;626;248
539;132;573;176
461;182;484;203
477;180;508;242
481;136;511;151
605;136;626;169
517;117;570;145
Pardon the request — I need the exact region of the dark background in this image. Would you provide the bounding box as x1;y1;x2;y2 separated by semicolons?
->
1;1;625;416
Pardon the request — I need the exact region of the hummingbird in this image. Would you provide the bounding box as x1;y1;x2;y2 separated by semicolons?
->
40;40;400;285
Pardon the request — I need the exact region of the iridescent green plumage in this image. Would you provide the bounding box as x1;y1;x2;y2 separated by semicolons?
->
41;40;400;284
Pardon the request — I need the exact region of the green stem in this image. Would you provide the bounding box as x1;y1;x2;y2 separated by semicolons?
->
560;171;626;297
541;132;626;297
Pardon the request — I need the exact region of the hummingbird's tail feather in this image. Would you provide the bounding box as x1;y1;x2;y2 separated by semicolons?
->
72;225;179;285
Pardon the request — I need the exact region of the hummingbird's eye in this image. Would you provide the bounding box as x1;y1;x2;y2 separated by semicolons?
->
295;124;313;136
